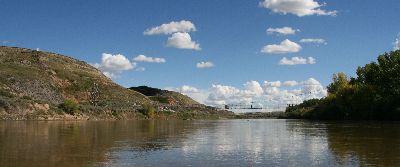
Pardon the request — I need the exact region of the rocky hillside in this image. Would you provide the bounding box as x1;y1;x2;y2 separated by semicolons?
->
0;46;232;120
0;46;154;119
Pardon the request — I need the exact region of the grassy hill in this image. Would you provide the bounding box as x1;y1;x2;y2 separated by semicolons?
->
128;86;234;119
0;46;233;120
129;86;199;106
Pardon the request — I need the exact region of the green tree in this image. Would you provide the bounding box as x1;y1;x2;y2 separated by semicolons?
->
327;72;349;94
356;50;400;96
287;50;400;120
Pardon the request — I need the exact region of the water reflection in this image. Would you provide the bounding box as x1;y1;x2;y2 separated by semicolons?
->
325;122;400;167
1;120;400;166
0;121;206;167
106;120;337;166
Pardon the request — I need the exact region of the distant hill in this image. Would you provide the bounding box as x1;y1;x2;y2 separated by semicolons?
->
129;86;165;96
0;46;231;120
129;86;200;106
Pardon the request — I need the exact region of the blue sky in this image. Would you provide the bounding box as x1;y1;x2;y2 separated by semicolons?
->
1;0;399;106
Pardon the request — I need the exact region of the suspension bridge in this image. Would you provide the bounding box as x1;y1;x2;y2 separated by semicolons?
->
218;90;321;112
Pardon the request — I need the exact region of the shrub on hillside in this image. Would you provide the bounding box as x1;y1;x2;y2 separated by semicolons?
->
0;89;14;98
140;103;155;118
59;99;80;115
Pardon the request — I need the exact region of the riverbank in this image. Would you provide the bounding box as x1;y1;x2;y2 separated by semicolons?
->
234;111;287;119
0;110;294;121
0;109;235;120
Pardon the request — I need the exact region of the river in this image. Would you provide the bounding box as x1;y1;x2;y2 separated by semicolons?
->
0;120;399;167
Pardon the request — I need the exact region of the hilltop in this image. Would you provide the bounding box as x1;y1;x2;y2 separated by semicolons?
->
128;86;232;119
0;46;233;120
129;86;199;106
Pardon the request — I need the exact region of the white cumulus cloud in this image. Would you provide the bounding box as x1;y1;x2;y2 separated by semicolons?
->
279;57;316;65
144;20;196;35
300;78;327;98
167;32;201;50
264;81;281;87
283;80;298;86
267;27;299;35
244;81;264;96
206;84;249;106
259;0;337;17
308;57;316;64
177;85;199;93
171;78;327;111
143;20;201;50
279;57;306;65
93;53;136;78
264;81;281;96
264;86;281;96
261;39;302;54
300;38;327;45
201;78;326;108
196;61;214;68
394;35;400;51
133;55;166;63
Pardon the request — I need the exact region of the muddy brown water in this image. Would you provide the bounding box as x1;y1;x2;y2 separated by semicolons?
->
0;119;399;167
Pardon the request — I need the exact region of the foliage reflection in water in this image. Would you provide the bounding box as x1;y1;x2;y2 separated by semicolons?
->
1;120;400;167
